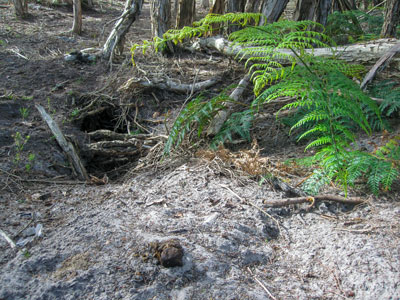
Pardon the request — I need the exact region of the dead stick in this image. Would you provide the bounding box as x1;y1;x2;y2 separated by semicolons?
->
247;267;277;300
264;195;365;207
0;229;16;249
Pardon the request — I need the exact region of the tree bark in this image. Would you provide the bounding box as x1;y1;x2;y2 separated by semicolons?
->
209;0;224;14
226;0;246;12
381;0;400;38
259;0;290;24
72;0;82;35
195;36;400;66
13;0;28;18
244;0;262;12
294;0;332;26
150;0;174;52
102;0;143;62
176;0;195;28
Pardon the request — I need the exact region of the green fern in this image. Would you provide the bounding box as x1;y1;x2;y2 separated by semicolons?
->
135;13;396;194
210;109;253;149
369;80;400;117
326;10;383;44
164;90;232;154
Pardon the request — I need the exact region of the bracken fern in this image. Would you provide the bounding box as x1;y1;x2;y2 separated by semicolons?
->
132;12;396;194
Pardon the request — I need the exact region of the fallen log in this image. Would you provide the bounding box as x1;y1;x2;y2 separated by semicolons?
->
118;75;221;94
88;139;142;157
36;104;89;181
193;36;400;65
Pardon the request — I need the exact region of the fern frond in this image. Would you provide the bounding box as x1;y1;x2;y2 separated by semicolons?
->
211;110;253;148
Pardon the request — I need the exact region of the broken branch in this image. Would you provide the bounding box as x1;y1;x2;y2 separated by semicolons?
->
264;195;365;207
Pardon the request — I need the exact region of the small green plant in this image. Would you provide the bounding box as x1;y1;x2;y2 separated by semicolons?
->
13;132;30;164
22;95;33;101
25;153;36;172
19;107;29;120
70;108;80;118
23;250;31;259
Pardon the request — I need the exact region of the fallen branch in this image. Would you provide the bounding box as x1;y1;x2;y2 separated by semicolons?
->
247;267;277;300
88;139;142;156
361;41;400;90
0;228;16;249
207;74;250;136
264;195;365;207
36;105;89;181
118;75;221;94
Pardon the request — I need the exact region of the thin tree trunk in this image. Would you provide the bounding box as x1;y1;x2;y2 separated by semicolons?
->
244;0;262;12
381;0;400;38
226;0;246;12
13;0;28;18
259;0;290;24
150;0;174;53
102;0;143;62
294;0;332;26
209;0;224;14
176;0;195;28
72;0;82;35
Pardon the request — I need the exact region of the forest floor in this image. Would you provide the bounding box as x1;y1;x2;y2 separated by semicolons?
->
0;1;399;299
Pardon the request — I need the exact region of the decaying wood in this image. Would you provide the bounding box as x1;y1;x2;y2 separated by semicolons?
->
88;129;167;142
361;42;400;90
35;104;89;181
207;74;250;136
102;0;143;62
87;130;167;159
264;195;365;207
88;139;142;156
194;37;400;65
0;228;16;249
118;75;221;94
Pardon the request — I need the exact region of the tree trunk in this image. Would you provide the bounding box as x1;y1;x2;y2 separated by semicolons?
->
72;0;82;35
294;0;332;26
13;0;28;18
102;0;143;62
259;0;290;24
150;0;174;53
226;0;246;12
244;0;262;12
176;0;195;28
209;0;224;14
381;0;400;38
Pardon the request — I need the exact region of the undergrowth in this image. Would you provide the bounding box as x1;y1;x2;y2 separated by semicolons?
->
325;10;383;44
131;13;399;195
